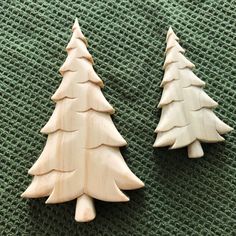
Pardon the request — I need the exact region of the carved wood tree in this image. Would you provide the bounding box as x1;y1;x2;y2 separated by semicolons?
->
153;27;233;158
22;18;144;222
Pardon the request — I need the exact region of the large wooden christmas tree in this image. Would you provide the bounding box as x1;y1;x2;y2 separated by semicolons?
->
22;18;144;222
153;27;233;158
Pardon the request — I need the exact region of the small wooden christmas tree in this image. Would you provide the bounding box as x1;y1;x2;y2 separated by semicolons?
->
153;27;233;158
22;18;144;222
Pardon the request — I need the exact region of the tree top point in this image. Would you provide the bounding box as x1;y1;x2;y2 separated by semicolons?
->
72;17;80;31
168;26;173;33
71;18;88;46
166;26;179;42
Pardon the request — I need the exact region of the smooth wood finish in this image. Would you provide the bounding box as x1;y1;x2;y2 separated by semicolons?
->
75;194;95;222
22;18;144;222
153;27;233;158
188;140;204;158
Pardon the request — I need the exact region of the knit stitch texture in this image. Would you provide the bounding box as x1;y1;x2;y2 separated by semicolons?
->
0;0;235;235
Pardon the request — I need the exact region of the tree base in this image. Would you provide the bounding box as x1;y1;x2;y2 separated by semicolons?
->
75;194;96;222
188;140;204;158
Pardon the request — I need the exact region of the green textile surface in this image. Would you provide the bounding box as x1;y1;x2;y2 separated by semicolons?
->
1;0;235;235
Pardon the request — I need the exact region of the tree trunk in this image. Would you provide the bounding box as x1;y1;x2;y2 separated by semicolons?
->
75;194;95;222
188;140;204;158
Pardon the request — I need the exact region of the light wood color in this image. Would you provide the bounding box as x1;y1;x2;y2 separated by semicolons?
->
153;27;233;158
22;18;144;222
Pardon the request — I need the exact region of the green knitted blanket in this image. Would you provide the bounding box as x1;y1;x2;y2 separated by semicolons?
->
1;0;235;235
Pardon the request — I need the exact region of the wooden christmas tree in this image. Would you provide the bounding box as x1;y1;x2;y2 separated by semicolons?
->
153;27;233;158
22;18;144;222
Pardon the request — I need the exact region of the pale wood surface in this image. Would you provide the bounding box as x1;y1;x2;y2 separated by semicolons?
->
153;27;233;158
22;18;144;222
75;194;95;222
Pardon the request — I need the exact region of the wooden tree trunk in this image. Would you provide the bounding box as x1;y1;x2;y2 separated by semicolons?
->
188;140;204;158
75;194;95;222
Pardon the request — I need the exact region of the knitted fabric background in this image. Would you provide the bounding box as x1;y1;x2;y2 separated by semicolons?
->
0;0;235;235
